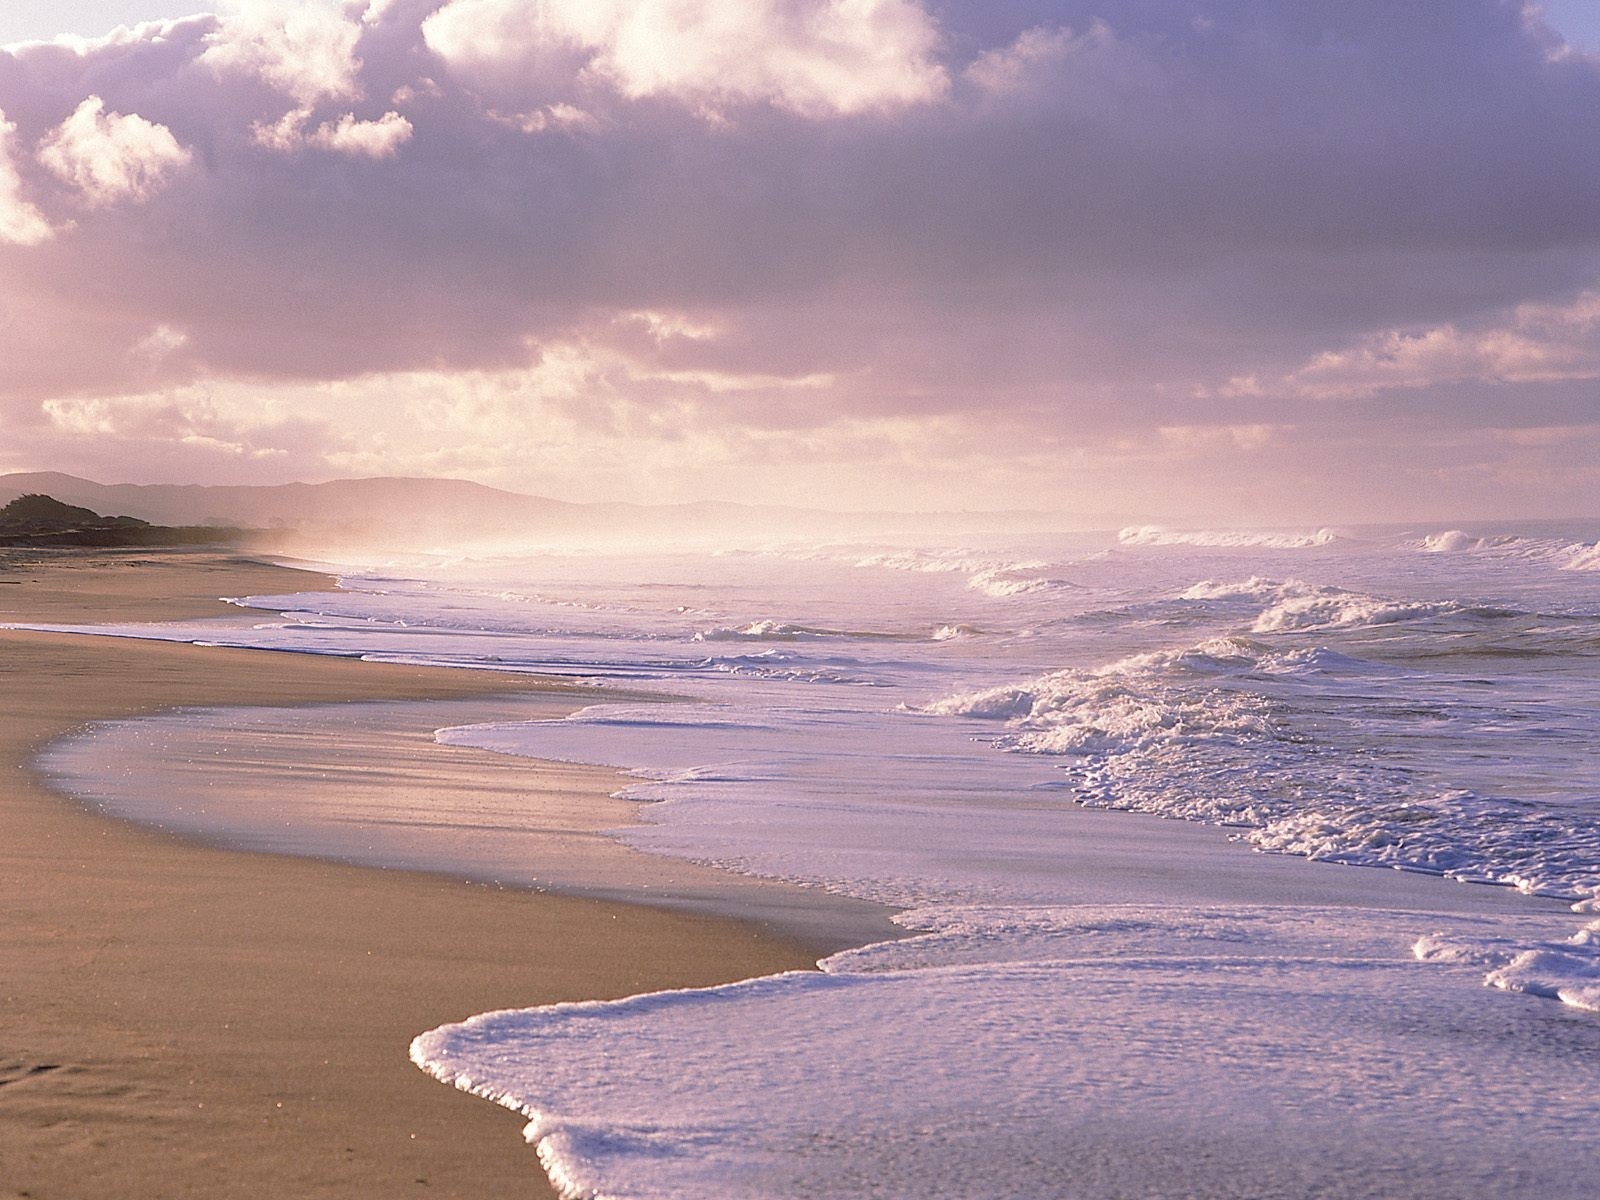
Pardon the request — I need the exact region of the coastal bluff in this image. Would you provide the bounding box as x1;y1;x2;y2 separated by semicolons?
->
0;493;248;549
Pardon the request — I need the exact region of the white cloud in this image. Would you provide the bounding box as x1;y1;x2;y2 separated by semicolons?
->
392;78;444;105
487;103;601;135
202;0;364;106
133;324;190;361
422;0;948;117
362;0;401;25
629;310;722;342
1283;292;1600;398
0;110;51;245
964;25;1078;94
306;110;413;157
252;107;310;150
0;17;201;57
254;107;413;157
38;97;192;207
41;390;291;461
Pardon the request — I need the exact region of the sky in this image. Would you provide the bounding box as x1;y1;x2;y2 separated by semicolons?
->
1;2;1598;522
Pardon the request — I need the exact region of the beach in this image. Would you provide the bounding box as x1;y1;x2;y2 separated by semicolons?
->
0;551;835;1199
6;535;1600;1199
56;530;1588;1200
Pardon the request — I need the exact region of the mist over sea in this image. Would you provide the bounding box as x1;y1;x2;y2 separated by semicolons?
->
32;520;1600;1197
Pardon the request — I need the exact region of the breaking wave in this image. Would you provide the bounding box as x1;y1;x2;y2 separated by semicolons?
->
1567;542;1600;571
848;549;1082;597
925;637;1600;905
692;620;907;643
1414;530;1600;571
1176;577;1528;633
1119;525;1340;549
966;565;1079;597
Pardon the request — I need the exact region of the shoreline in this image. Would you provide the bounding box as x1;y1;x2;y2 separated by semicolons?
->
8;548;1593;1198
0;550;868;1199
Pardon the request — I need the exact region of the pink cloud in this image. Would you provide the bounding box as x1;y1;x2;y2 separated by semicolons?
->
255;106;414;156
0;109;50;243
200;1;364;106
421;0;948;117
39;96;192;206
1267;293;1600;399
0;1;1596;519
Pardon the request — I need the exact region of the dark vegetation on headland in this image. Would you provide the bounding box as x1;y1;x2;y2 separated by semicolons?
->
0;494;251;548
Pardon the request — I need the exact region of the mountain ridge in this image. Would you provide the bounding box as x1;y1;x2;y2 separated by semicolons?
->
0;473;1090;543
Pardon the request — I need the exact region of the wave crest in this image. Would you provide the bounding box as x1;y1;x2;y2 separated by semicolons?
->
922;638;1600;905
1119;525;1339;549
1413;530;1600;571
1566;542;1600;571
1178;576;1495;633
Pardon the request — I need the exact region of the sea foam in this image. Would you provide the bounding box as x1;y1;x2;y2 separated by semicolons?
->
415;904;1600;1200
924;633;1600;905
1415;918;1600;1013
1119;524;1339;548
19;524;1600;1199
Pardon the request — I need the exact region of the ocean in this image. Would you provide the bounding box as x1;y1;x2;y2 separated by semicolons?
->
25;521;1600;1197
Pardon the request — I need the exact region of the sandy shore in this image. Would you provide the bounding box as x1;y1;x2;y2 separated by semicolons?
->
0;550;843;1199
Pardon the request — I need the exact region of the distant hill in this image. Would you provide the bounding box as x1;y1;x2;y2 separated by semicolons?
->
1;493;146;530
0;493;249;548
0;473;1092;547
0;472;578;534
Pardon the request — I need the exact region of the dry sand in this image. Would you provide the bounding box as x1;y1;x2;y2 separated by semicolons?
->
0;550;837;1199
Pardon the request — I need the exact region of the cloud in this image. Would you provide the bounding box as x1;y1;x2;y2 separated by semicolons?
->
24;386;306;477
420;0;949;116
0;2;1599;520
485;102;601;135
132;323;190;358
1274;292;1600;399
0;110;50;244
964;24;1082;94
201;0;364;106
255;106;414;156
303;108;413;156
38;96;192;206
362;0;403;25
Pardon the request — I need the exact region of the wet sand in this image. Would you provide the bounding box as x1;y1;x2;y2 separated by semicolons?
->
0;550;867;1199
